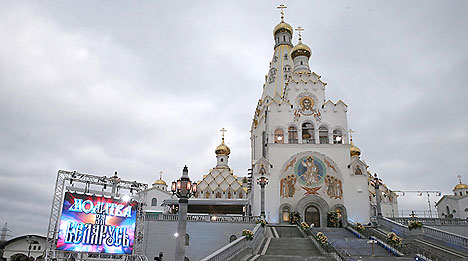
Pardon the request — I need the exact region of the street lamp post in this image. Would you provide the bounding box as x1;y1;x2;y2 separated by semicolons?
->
257;165;269;219
370;173;383;219
171;166;197;261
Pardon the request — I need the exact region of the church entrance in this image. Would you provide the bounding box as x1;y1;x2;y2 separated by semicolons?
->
305;206;320;227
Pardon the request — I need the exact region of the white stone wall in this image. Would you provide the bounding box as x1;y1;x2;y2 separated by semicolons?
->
3;236;46;261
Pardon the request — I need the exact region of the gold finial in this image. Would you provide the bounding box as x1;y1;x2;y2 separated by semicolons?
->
220;128;227;141
296;26;304;43
277;4;287;22
349;129;355;141
458;175;463;184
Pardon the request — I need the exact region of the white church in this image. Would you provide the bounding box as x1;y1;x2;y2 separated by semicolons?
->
143;9;398;227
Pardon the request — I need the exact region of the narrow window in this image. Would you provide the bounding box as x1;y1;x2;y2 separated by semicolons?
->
300;61;303;65
319;126;329;144
302;122;315;144
274;128;284;144
185;234;190;246
333;130;343;144
288;126;298;144
151;198;157;206
283;35;285;41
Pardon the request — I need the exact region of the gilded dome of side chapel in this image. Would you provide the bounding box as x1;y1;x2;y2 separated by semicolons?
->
153;179;167;186
454;182;468;190
350;141;361;157
215;139;231;156
291;42;312;59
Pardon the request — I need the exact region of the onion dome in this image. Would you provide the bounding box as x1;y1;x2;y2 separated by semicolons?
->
153;179;167;186
454;182;468;190
215;138;231;156
350;141;361;157
291;42;312;60
273;21;293;36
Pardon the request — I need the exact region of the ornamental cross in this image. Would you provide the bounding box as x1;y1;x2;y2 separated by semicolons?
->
349;129;355;141
296;26;304;42
159;170;163;180
277;4;287;22
458;175;463;184
220;128;227;140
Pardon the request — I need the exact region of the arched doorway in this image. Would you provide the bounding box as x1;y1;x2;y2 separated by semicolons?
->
305;206;320;227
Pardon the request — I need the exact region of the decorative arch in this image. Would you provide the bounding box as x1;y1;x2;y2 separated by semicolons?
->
287;124;298;144
331;204;348;227
296;194;330;227
151;198;157;206
301;121;315;144
279;203;294;223
331;126;346;144
273;126;285;144
318;124;330;144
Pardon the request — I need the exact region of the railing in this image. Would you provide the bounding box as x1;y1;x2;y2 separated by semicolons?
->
423;225;468;248
381;216;468;249
146;213;260;223
200;223;265;261
307;228;353;261
391;217;468;227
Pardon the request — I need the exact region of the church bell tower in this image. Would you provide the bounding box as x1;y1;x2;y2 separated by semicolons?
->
249;6;370;226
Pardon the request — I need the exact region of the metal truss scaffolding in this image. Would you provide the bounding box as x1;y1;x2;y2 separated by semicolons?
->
45;170;148;261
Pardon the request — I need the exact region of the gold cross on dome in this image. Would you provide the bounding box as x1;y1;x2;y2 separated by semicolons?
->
296;26;304;42
458;175;463;184
277;4;287;22
348;129;355;142
220;128;227;140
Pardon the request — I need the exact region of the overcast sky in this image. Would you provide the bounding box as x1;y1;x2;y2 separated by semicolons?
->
1;0;468;237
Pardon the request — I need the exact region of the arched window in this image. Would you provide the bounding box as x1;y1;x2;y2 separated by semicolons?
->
216;192;222;198
288;126;298;144
446;206;450;215
319;126;329;144
333;129;343;144
151;198;157;206
302;122;315;144
282;207;290;222
274;128;284;143
354;166;362;175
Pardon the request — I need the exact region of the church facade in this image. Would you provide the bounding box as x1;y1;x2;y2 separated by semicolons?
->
249;13;372;226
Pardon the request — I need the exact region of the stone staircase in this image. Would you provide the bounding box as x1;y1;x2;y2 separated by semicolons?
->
315;227;414;260
245;225;330;261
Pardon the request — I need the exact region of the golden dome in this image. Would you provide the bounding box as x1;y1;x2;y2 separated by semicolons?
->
454;183;468;190
215;139;231;156
153;179;167;186
350;141;361;157
291;43;312;60
273;22;293;36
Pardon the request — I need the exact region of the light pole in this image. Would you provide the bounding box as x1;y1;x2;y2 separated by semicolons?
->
171;166;197;261
370;173;383;219
257;165;269;219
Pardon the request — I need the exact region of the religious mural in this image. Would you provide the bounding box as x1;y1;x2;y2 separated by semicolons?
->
295;92;321;121
280;175;296;198
280;152;344;201
325;175;343;199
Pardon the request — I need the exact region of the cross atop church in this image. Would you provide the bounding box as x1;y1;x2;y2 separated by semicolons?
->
349;129;355;141
220;128;227;140
277;4;287;22
159;170;163;180
296;26;304;42
458;175;463;184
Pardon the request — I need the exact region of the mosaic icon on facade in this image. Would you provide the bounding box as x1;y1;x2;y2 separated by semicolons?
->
294;155;326;187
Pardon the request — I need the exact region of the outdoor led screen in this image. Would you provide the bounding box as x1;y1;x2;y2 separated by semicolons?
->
56;192;137;254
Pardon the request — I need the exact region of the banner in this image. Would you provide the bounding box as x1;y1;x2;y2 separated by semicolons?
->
56;192;137;254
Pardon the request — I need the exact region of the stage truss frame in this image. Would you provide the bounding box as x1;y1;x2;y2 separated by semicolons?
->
45;170;148;261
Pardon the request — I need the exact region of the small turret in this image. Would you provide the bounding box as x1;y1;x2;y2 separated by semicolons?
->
273;4;293;48
291;26;311;73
